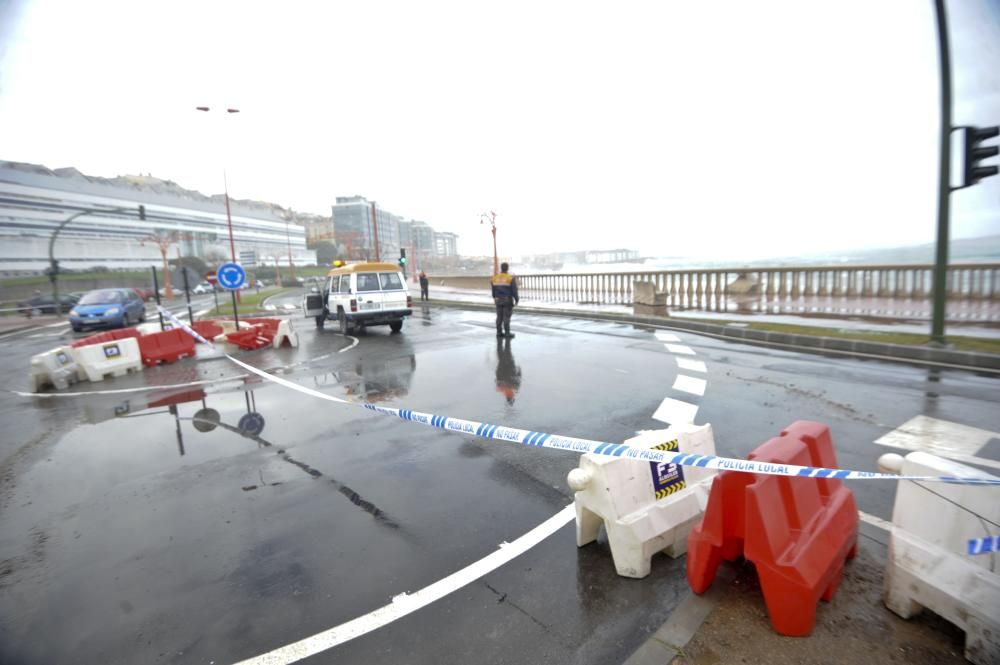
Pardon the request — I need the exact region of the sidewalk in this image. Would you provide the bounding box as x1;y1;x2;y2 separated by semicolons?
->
414;285;1000;372
413;284;1000;339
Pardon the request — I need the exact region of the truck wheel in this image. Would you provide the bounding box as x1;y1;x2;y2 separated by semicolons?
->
389;320;403;333
338;311;351;335
315;314;325;330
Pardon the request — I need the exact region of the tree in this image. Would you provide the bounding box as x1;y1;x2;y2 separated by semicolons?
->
314;240;339;265
140;231;179;299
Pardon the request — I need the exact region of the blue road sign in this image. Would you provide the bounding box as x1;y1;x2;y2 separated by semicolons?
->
217;262;247;290
238;412;266;436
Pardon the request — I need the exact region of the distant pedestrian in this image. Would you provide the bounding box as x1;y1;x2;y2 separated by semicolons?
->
419;271;429;301
490;262;518;338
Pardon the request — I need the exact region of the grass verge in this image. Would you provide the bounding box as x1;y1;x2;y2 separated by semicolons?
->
201;288;289;317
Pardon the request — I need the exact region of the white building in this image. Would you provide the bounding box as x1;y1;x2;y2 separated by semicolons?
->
0;161;316;275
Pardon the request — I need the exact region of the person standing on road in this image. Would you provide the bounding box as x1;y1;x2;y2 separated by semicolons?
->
490;262;518;338
419;271;429;301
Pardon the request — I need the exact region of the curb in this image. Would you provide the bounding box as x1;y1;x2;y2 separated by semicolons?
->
427;299;1000;373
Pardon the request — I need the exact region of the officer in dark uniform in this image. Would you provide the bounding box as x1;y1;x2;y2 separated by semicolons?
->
490;262;518;338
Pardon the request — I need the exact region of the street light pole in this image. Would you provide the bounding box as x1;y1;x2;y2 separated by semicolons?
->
197;106;241;301
48;205;145;316
480;211;498;275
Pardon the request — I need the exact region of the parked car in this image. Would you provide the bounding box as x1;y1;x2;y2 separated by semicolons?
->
192;282;214;295
17;293;79;316
133;287;156;301
68;288;146;332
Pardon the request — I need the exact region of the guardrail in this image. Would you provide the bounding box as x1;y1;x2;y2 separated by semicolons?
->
512;263;1000;306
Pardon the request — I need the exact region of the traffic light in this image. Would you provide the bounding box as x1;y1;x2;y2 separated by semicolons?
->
399;248;407;266
963;125;999;188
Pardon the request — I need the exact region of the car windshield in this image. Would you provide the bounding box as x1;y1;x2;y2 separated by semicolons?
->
79;290;125;305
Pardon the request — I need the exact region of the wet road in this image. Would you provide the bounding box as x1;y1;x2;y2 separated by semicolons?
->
1;303;998;664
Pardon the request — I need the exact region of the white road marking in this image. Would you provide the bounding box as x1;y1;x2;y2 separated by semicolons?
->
858;510;893;531
664;343;695;356
654;331;680;343
676;358;707;373
875;415;1000;472
338;336;360;353
27;333;47;339
672;375;707;396
236;505;576;665
652;397;699;425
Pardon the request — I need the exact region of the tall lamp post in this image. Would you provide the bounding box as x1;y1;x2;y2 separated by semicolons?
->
48;205;146;316
196;105;241;300
480;211;498;275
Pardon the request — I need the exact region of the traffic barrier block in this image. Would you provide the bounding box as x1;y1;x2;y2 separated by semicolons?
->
224;326;273;350
883;452;999;665
135;321;176;336
29;346;82;392
70;328;140;349
686;420;858;636
74;337;142;382
137;328;196;367
272;318;298;348
568;424;717;578
190;320;224;341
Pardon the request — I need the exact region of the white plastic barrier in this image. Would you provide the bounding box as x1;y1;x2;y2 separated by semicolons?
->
74;337;143;382
883;451;999;665
29;346;83;392
272;318;299;349
568;423;717;578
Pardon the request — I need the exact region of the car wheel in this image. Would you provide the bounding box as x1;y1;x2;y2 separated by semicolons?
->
338;311;352;335
139;309;146;322
72;325;83;333
389;320;403;333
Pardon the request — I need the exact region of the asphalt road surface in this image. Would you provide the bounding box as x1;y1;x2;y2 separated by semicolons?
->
1;301;998;664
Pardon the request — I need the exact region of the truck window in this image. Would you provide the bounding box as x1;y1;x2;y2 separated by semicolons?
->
339;275;350;293
379;272;403;290
356;273;381;292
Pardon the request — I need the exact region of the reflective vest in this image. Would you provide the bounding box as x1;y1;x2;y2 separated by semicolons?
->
491;272;516;301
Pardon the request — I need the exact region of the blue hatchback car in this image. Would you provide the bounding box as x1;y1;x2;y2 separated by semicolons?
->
69;288;147;332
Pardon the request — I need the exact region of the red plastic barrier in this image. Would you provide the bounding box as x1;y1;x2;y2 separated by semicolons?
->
242;317;281;335
225;326;273;350
138;328;196;367
686;421;858;636
190;320;224;341
71;328;140;348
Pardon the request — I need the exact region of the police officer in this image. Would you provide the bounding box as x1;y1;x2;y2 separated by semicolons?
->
490;262;518;338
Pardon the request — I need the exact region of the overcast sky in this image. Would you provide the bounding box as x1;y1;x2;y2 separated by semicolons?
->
1;0;997;260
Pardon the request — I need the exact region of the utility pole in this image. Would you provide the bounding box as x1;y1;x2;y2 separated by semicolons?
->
371;201;381;262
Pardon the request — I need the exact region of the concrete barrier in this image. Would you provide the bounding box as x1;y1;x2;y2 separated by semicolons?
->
568;424;716;578
74;337;142;382
30;346;82;392
883;451;999;665
633;281;667;317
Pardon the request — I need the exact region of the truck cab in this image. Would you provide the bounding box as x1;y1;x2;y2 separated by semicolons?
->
303;262;412;334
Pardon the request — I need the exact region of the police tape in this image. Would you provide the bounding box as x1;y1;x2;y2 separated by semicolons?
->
158;306;1000;487
968;536;1000;555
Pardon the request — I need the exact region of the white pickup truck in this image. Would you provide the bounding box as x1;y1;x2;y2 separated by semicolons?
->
303;262;413;334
